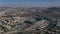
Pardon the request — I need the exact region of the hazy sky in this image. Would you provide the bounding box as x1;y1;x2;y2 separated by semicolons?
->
0;0;60;7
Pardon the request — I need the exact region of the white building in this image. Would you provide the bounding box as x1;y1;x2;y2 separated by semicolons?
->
12;16;20;20
0;12;5;16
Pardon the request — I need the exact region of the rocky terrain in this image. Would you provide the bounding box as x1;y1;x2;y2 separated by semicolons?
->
0;7;60;34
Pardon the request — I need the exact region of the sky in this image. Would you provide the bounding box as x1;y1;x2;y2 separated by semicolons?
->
0;0;60;7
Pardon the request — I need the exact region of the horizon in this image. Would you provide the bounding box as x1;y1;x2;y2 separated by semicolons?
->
0;0;60;7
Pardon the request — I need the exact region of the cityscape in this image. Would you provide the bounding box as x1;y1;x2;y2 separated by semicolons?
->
0;0;60;34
